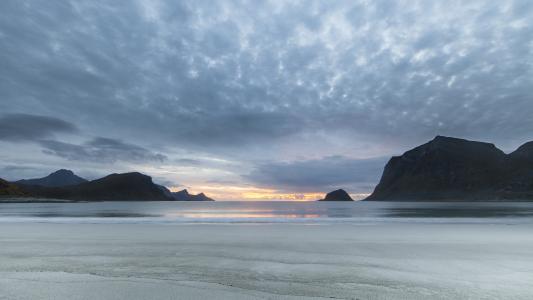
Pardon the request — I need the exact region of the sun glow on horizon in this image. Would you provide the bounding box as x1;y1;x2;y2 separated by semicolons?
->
169;184;368;201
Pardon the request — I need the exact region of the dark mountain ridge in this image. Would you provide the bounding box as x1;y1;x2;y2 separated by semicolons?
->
2;171;215;202
366;136;533;201
171;189;215;201
157;186;214;201
0;178;29;197
16;169;87;187
21;172;172;201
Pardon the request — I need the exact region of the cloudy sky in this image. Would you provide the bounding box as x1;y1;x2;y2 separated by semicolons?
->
1;0;532;200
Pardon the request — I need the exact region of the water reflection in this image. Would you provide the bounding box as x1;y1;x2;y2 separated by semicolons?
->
30;212;161;218
2;201;533;224
383;204;533;218
168;212;321;219
323;207;354;218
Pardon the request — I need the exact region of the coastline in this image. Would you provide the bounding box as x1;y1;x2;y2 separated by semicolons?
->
0;198;212;203
4;197;533;203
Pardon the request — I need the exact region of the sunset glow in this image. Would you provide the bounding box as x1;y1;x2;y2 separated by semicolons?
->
171;184;367;201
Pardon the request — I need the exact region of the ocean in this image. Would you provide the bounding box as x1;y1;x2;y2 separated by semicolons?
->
1;200;533;224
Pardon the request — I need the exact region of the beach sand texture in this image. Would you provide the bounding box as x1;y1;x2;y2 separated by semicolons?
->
1;222;532;300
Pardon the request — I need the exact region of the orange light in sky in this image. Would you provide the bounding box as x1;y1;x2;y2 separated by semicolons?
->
169;183;367;201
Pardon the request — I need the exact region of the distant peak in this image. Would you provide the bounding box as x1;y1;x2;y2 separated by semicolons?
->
427;136;500;151
510;141;533;157
50;169;74;175
100;172;153;184
16;168;87;187
515;141;533;152
109;172;148;178
169;189;214;201
432;136;471;143
123;172;144;176
433;135;450;140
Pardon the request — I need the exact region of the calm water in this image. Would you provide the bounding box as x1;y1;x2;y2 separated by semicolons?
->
1;201;533;224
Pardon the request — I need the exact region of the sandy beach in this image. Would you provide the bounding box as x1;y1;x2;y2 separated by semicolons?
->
1;222;532;299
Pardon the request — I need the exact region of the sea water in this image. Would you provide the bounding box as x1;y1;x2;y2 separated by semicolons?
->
1;200;533;224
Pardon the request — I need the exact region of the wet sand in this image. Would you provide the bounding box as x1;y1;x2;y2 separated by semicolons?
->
1;222;532;299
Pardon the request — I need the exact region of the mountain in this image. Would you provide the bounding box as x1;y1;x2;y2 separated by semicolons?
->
8;172;215;202
16;169;87;187
171;189;215;201
23;172;173;201
366;136;533;201
503;141;533;197
318;189;354;201
156;185;215;201
156;184;174;198
0;178;29;197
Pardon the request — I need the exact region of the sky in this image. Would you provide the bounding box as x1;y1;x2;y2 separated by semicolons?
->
0;0;532;200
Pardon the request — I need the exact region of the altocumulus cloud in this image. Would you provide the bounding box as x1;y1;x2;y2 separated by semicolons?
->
1;0;532;154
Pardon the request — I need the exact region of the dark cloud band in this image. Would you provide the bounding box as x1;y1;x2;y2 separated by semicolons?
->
40;137;167;164
0;113;77;142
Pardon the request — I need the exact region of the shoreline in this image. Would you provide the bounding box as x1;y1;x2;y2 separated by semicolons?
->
3;197;533;203
0;198;214;203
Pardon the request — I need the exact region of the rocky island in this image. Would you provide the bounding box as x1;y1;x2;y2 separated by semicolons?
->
318;189;354;201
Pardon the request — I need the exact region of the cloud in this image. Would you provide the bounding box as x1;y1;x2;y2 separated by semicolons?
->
1;1;532;193
1;165;36;172
247;156;387;193
0;113;77;142
1;0;531;156
174;158;202;166
40;137;167;163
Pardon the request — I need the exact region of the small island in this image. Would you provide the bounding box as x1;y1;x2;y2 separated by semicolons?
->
318;189;354;201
